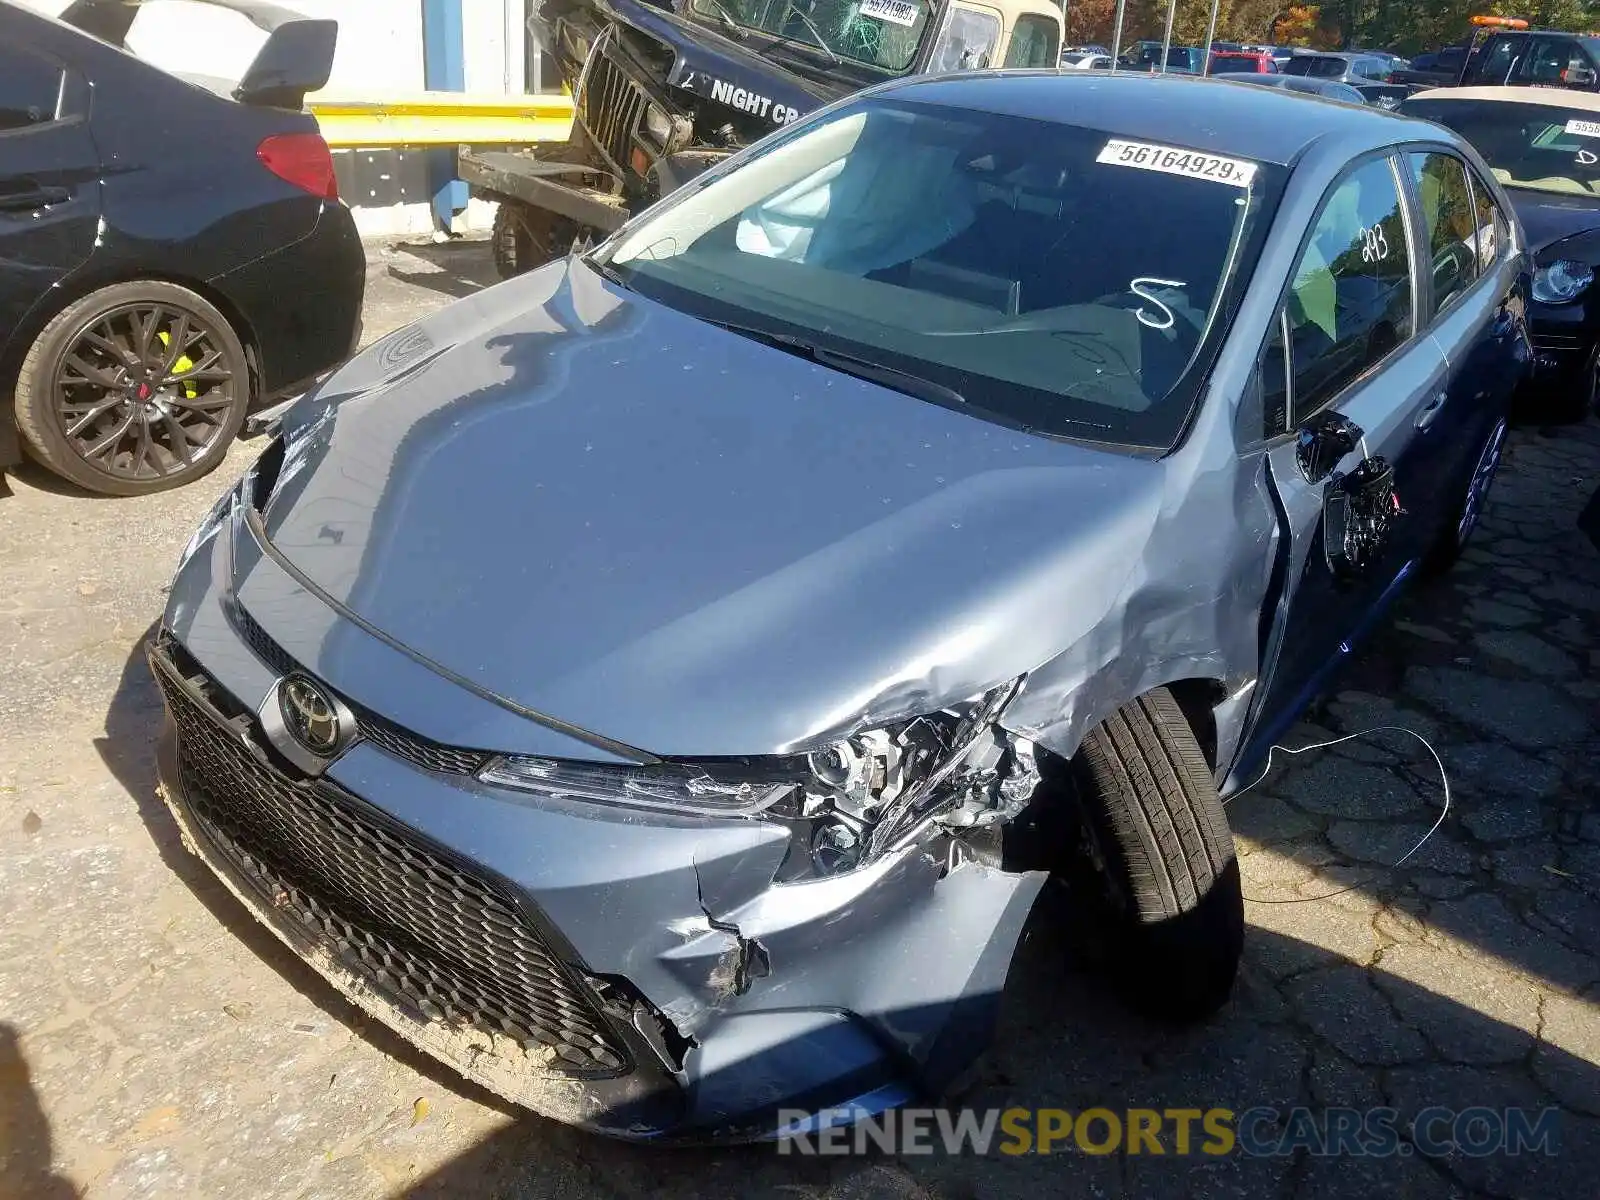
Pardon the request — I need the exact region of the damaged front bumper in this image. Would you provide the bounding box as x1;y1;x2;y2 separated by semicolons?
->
148;533;1045;1140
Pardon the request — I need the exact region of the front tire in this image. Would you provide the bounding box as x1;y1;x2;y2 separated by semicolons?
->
13;281;249;496
1067;688;1244;1022
490;201;582;279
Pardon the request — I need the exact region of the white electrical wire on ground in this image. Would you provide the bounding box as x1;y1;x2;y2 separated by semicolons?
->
1225;725;1452;904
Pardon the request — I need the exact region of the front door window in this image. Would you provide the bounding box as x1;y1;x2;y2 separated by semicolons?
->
927;5;1001;72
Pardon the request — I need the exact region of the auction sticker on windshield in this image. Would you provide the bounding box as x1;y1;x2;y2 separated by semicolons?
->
859;0;921;26
1566;118;1600;139
1096;139;1258;188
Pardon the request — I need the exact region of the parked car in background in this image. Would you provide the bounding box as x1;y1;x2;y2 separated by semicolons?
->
1210;50;1278;75
1061;43;1109;57
0;0;364;496
1394;19;1600;94
1402;85;1600;417
1061;50;1114;70
1284;50;1395;83
1135;44;1206;73
1281;50;1410;108
152;71;1528;1143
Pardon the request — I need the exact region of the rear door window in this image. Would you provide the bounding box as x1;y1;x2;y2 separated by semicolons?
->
0;45;65;133
1407;152;1480;317
1467;167;1511;271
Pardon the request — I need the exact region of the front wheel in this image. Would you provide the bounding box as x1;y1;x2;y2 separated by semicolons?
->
490;201;583;279
1065;688;1244;1022
12;281;249;496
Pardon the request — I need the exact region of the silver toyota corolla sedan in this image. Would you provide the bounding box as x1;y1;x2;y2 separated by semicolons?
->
150;72;1531;1141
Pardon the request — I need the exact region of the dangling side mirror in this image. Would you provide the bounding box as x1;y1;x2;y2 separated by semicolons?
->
1295;409;1363;485
1324;455;1404;581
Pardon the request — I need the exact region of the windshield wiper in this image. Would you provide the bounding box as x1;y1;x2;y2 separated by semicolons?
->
582;254;632;292
704;0;749;40
780;2;842;65
706;318;965;407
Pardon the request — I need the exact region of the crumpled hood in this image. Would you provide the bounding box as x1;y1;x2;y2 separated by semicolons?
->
262;258;1165;756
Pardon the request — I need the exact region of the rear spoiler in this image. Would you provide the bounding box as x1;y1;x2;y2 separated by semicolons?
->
59;0;336;109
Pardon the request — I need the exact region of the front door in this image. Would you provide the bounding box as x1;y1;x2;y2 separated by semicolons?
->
1238;151;1448;768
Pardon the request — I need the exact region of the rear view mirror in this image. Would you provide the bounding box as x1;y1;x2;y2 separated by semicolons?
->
234;19;338;109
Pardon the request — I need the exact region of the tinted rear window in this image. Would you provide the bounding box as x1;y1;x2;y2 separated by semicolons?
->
1401;96;1600;198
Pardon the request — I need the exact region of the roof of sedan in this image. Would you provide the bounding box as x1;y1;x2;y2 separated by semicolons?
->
879;71;1421;167
1409;85;1600;113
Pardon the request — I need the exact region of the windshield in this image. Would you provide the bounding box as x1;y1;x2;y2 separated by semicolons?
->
1403;98;1600;198
692;0;931;72
597;97;1277;449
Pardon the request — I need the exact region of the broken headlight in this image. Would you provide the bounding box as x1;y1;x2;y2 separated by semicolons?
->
478;679;1041;876
477;756;796;817
643;105;674;146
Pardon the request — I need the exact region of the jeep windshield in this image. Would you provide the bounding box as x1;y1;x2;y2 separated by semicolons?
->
595;96;1279;450
1402;97;1600;198
693;0;933;72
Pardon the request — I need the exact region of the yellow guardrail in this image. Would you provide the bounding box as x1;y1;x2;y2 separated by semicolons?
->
307;91;575;148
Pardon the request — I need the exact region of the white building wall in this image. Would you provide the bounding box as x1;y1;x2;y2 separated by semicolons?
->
19;0;524;238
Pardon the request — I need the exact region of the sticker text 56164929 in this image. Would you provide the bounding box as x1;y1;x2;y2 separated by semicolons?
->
1096;139;1258;188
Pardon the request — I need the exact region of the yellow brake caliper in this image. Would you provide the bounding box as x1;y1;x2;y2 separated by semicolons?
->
157;329;198;399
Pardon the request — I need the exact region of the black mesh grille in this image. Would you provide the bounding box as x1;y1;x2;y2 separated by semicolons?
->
580;44;647;173
223;600;489;776
152;646;631;1077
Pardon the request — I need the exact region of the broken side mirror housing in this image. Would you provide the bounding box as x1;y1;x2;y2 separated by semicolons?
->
1324;455;1402;581
1295;409;1364;485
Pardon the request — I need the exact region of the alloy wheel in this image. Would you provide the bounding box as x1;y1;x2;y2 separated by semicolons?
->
52;302;240;484
1457;417;1508;547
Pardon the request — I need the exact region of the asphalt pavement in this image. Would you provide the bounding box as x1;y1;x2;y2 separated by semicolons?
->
1;238;1597;1200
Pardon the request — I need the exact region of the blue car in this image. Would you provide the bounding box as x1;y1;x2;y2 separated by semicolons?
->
150;72;1531;1141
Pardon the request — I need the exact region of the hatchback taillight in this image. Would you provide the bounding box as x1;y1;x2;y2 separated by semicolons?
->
257;133;339;201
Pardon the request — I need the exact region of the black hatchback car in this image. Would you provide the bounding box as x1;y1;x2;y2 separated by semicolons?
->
0;0;364;495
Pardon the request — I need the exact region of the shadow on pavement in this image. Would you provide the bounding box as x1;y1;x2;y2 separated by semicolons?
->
0;1024;77;1200
383;239;502;302
389;907;1598;1199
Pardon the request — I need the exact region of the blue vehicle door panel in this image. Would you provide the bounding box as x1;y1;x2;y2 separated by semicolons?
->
1239;332;1448;780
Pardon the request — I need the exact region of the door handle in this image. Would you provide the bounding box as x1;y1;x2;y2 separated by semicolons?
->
1415;390;1448;431
0;185;71;213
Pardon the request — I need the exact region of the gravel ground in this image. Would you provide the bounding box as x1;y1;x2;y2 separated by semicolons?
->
2;239;1597;1200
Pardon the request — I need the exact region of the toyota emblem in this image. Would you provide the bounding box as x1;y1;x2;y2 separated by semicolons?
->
278;674;343;756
